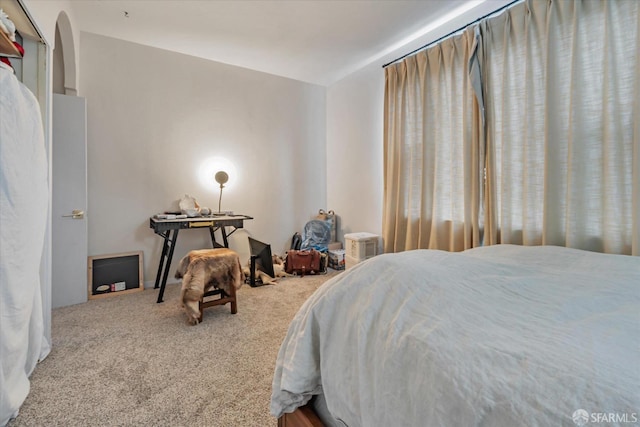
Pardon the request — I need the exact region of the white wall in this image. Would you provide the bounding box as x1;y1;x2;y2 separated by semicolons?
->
80;33;326;286
326;65;384;243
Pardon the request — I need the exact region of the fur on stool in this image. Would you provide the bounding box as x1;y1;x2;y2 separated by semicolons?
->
175;248;244;325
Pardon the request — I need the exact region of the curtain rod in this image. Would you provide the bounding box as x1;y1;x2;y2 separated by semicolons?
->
382;0;522;68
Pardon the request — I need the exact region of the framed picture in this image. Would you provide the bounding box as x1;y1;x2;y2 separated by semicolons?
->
88;251;144;299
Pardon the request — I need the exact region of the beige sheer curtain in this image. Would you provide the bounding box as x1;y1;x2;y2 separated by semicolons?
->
383;28;483;253
482;0;640;255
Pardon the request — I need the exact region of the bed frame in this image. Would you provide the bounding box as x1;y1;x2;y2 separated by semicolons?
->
278;404;324;427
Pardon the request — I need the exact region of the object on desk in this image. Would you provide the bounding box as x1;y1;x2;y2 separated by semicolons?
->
179;194;200;217
154;213;186;220
177;194;210;217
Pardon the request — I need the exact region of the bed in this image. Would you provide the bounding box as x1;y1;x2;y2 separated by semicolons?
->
271;245;640;426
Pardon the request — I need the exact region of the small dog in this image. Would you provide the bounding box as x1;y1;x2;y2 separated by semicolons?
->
243;254;292;285
175;248;244;325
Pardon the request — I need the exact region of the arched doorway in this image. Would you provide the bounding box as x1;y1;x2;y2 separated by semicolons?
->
53;11;77;95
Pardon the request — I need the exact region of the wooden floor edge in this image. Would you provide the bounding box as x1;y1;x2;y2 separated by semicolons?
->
278;403;325;427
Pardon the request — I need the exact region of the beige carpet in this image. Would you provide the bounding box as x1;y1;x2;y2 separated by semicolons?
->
8;272;339;427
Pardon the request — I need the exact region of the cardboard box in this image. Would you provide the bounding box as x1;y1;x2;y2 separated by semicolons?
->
328;249;346;270
327;242;343;250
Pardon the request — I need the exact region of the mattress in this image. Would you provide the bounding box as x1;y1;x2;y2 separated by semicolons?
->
271;245;640;426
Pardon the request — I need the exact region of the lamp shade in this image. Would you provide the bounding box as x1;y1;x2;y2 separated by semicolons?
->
214;171;229;215
215;171;229;187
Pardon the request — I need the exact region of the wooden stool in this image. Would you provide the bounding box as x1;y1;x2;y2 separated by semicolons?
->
198;285;238;323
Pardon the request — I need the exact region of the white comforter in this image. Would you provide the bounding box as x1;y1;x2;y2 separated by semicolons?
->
271;245;640;426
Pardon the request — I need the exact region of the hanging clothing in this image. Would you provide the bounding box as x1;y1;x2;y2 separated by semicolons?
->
0;61;50;426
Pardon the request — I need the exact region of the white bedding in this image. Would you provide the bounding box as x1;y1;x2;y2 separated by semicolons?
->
271;245;640;426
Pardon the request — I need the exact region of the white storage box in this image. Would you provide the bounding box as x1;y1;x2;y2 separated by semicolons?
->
345;254;360;270
344;232;379;261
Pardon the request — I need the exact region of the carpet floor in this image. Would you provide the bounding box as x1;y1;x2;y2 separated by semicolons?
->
8;271;339;427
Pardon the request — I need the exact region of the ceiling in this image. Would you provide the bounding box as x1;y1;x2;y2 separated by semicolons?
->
70;0;488;86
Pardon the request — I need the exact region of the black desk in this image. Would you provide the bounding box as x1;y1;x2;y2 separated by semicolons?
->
149;215;253;303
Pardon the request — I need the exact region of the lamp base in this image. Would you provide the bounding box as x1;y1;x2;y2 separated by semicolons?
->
211;211;234;216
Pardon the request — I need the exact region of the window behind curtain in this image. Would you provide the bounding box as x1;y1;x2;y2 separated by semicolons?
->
481;0;639;255
383;0;639;256
383;27;483;253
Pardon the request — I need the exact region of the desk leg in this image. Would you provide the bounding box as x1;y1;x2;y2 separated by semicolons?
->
221;226;229;248
209;227;219;248
154;233;170;289
157;228;179;303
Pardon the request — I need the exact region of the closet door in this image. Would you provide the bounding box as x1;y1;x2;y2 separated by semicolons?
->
52;93;87;308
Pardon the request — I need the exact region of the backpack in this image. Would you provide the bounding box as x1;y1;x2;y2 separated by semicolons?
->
300;219;331;251
290;232;302;250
